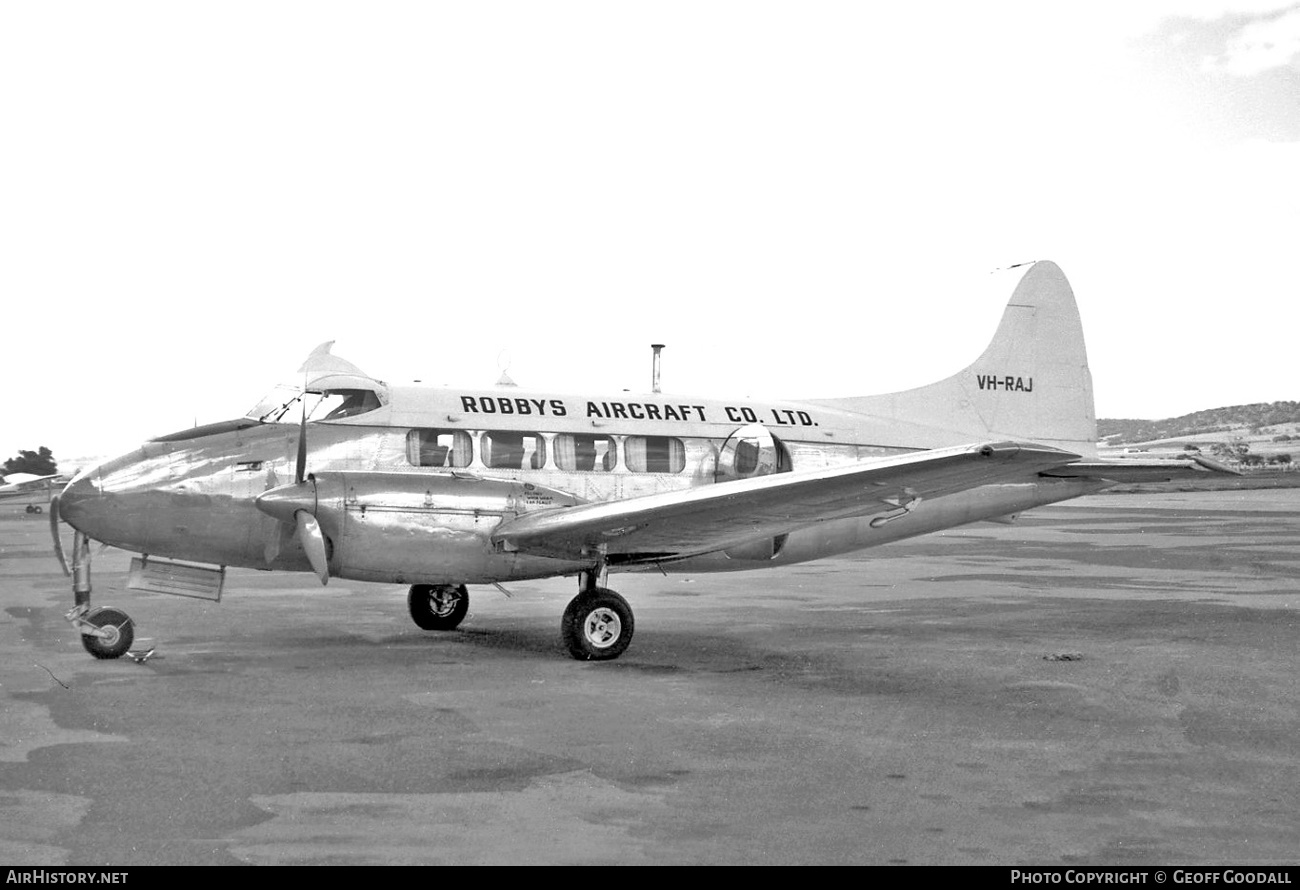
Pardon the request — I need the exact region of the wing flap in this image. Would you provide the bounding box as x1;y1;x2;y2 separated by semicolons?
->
493;441;1078;560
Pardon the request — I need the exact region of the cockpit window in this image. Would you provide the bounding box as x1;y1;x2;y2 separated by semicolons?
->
245;386;383;424
316;389;382;420
245;346;389;424
246;384;303;423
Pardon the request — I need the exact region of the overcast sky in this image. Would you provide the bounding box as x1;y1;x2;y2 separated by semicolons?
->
4;1;1299;466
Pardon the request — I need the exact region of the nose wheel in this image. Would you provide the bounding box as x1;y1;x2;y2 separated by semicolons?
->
76;607;135;660
562;587;634;661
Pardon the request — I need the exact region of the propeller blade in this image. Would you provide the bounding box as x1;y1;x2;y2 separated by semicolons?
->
49;493;70;576
295;396;308;484
260;467;283;565
262;513;283;565
294;510;329;585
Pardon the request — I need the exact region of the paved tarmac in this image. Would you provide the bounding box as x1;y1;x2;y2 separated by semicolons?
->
2;490;1299;865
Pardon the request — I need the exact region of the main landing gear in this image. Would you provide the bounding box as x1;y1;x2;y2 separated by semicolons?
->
561;572;634;661
407;583;470;630
408;576;636;661
64;530;135;660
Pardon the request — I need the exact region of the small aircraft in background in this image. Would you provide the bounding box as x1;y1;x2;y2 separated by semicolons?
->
1;473;65;514
50;261;1230;662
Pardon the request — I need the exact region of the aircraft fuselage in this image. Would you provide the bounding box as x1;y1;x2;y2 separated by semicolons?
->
59;385;1101;586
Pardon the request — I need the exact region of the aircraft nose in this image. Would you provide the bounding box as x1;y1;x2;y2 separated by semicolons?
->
58;449;154;542
55;443;244;565
58;465;106;535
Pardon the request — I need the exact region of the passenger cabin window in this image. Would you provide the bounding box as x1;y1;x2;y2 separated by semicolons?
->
554;434;616;472
625;436;685;473
407;429;473;468
482;431;546;470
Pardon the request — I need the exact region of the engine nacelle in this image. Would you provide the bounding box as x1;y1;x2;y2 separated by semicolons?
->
281;472;588;584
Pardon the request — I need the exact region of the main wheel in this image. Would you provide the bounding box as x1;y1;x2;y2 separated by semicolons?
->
408;584;469;630
562;588;634;661
80;607;134;660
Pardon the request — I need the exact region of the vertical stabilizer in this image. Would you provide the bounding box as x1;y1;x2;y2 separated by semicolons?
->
816;261;1097;457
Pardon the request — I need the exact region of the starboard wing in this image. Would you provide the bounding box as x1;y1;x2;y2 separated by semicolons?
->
492;441;1079;561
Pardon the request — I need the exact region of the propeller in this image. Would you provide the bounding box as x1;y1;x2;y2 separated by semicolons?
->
295;510;329;585
258;388;330;585
50;492;70;576
293;387;329;585
295;388;309;485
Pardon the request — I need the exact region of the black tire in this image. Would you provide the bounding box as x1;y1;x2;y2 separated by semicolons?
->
25;505;34;514
561;588;634;661
408;584;469;630
80;607;134;660
34;506;43;514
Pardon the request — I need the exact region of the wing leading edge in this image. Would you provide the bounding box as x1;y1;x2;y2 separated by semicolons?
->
493;441;1080;562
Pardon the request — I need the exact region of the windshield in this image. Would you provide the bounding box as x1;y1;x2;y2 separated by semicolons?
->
246;386;383;424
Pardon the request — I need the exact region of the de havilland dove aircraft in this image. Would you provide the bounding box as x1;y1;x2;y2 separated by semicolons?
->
51;261;1228;662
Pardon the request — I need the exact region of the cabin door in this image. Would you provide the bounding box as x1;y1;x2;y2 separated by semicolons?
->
716;423;787;481
715;424;791;561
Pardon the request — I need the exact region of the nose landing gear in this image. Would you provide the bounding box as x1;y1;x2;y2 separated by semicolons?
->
62;530;136;660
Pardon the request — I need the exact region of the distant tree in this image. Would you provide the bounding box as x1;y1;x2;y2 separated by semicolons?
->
1273;454;1292;465
1210;440;1250;462
3;447;57;476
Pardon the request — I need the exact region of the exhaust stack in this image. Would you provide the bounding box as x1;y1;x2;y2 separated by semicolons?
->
651;344;665;393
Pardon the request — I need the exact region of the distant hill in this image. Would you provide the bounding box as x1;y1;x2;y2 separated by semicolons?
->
1099;402;1300;446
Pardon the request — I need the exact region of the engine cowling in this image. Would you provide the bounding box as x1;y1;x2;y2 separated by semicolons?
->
257;471;587;584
